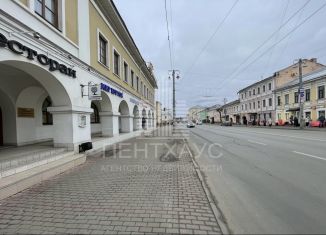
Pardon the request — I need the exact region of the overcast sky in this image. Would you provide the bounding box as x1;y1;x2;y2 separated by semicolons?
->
114;0;326;116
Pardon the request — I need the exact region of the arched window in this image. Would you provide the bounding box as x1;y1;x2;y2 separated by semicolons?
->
91;102;100;124
42;96;53;125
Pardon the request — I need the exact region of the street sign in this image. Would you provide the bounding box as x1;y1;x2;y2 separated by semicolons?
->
88;84;102;100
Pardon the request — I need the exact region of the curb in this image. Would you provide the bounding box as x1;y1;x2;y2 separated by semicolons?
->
182;138;230;235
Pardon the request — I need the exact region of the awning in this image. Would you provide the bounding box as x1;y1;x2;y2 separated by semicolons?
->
286;107;300;112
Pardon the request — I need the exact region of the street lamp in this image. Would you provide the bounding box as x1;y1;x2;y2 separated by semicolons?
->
168;70;181;128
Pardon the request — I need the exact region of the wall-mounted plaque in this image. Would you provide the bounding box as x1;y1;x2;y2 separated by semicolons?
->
17;108;35;118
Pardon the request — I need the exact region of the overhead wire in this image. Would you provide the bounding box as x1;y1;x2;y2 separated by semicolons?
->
184;0;239;76
262;0;290;77
212;0;311;89
164;0;173;70
215;0;326;91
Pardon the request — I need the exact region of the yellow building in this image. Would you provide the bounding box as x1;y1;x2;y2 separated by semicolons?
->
275;68;326;124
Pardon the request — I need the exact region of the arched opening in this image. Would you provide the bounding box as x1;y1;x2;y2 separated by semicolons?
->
133;105;140;131
148;110;152;128
90;92;114;136
91;102;101;124
118;100;130;133
142;108;147;130
0;61;71;147
42;96;53;125
152;112;155;128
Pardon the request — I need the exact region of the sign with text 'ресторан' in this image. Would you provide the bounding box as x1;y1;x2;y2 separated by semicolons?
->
0;32;76;78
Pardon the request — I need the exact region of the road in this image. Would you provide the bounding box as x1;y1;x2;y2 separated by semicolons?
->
187;124;326;234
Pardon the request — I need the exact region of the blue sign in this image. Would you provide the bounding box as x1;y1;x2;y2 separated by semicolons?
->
101;83;123;98
130;98;139;105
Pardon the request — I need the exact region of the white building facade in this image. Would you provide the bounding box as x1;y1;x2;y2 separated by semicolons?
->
0;0;157;152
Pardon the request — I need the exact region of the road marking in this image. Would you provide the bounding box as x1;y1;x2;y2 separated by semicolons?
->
203;125;326;142
248;140;267;146
292;151;326;161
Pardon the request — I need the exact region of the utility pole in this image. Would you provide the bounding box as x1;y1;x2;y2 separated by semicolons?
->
169;70;180;128
298;59;305;129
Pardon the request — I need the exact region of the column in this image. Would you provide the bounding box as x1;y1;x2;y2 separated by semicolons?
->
48;106;93;152
99;111;119;137
120;115;132;133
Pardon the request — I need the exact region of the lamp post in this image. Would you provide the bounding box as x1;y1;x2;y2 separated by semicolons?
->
294;59;306;129
168;70;180;128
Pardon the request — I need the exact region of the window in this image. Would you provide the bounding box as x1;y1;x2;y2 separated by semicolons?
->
253;89;255;96
269;98;272;107
305;112;311;119
263;85;266;92
294;92;299;103
305;89;310;102
123;62;128;82
241;105;244;111
257;87;260;94
136;76;139;91
249;91;251;97
113;50;120;76
131;70;134;88
285;94;289;105
263;99;266;107
249;103;251;109
253;102;256;109
91;102;100;124
241;94;244;99
318;110;325;118
258;100;260;109
245;92;247;98
140;81;143;95
277;96;281;106
35;0;58;28
98;34;108;66
268;83;272;90
144;85;146;96
245;104;247;110
318;86;325;99
42;96;53;125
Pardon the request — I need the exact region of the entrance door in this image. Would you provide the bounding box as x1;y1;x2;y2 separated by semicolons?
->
0;108;3;146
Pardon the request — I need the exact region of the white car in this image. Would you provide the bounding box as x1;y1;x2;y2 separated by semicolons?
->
197;120;203;125
187;122;195;128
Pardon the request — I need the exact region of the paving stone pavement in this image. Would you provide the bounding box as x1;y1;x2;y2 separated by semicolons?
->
0;135;222;234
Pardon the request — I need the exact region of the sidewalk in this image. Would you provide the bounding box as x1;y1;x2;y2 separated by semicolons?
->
0;129;221;234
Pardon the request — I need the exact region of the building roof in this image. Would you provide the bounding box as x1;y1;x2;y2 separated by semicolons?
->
238;58;323;93
189;105;206;110
222;99;240;108
275;67;326;92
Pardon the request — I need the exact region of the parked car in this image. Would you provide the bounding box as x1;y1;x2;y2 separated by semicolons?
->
197;120;203;125
221;121;232;126
187;122;195;128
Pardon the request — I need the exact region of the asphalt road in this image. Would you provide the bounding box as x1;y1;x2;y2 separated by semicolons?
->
187;124;326;234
